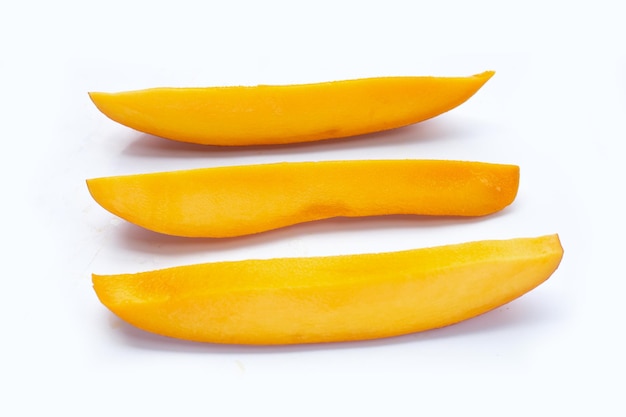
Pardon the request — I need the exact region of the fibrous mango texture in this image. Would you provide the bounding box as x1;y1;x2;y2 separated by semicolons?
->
86;159;519;238
93;234;563;345
89;72;494;145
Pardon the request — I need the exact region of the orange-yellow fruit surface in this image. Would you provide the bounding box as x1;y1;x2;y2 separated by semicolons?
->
92;234;563;345
88;72;494;145
86;159;520;238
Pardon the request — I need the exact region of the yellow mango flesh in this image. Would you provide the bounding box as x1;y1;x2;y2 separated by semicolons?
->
93;234;563;345
88;72;494;146
86;159;520;238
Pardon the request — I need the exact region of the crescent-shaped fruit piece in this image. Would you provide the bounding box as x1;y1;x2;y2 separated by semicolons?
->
88;71;494;145
93;234;564;344
86;159;520;238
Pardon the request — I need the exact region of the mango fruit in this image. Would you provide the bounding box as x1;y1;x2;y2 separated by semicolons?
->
86;159;519;238
92;234;563;345
89;72;494;146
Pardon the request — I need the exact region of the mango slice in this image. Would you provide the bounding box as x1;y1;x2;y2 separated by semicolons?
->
86;159;520;238
93;234;563;344
88;72;494;146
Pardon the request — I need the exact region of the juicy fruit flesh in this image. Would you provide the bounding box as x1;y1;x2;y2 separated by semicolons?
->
87;71;560;346
92;234;563;345
88;72;495;145
86;159;520;238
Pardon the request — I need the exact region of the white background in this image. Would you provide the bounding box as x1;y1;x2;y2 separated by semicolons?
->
2;1;624;415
